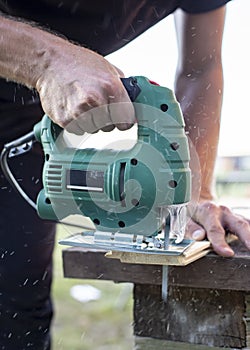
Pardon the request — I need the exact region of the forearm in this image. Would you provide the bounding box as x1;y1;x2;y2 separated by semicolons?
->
0;14;134;133
174;7;225;202
175;62;223;201
0;14;78;88
174;8;250;256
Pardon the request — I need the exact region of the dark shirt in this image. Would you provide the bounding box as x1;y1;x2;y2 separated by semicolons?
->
0;0;230;138
0;0;231;56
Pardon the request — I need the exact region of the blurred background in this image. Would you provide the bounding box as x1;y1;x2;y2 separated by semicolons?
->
52;1;250;349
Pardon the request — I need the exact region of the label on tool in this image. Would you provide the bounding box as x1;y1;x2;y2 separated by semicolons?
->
66;169;104;192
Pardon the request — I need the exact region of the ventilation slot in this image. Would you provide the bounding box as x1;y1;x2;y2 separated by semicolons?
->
46;164;63;193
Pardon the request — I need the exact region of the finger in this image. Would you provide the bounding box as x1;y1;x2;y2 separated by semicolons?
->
109;78;136;129
108;102;135;131
195;203;234;257
82;102;134;132
75;110;100;134
66;102;134;134
185;218;206;241
90;104;114;131
221;206;250;250
101;125;115;132
200;216;234;257
65;119;85;135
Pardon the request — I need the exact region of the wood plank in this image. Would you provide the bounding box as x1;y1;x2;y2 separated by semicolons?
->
245;293;250;348
135;336;250;350
62;240;250;348
133;285;246;348
62;239;250;291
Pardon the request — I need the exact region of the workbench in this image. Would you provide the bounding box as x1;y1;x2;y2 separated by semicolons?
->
62;239;250;349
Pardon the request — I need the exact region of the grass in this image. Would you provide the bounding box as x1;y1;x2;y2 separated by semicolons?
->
51;225;134;350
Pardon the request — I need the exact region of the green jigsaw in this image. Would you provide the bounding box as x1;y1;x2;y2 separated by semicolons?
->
0;76;192;300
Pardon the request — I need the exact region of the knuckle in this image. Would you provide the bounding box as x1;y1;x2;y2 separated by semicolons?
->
208;224;223;234
237;219;250;231
56;111;74;128
198;201;217;215
104;77;126;100
73;103;86;116
202;202;216;210
219;205;231;215
102;76;115;91
60;120;69;128
85;91;102;107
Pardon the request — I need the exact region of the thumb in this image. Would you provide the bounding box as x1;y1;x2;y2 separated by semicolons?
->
186;219;206;241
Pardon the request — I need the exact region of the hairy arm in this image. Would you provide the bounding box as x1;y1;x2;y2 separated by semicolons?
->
174;7;250;256
0;14;134;133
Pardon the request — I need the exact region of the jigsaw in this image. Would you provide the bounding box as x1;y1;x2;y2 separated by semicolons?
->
0;76;191;300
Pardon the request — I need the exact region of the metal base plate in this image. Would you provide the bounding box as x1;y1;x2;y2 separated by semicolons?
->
59;231;193;256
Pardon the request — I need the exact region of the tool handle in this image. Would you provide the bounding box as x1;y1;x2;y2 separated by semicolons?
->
34;77;141;142
34;76;185;152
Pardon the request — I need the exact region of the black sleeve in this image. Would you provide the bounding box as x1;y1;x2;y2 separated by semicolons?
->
0;1;10;13
179;0;231;14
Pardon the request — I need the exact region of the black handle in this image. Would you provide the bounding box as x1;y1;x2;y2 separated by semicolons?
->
121;77;141;102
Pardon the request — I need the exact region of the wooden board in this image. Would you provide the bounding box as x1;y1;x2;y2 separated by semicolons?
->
134;285;246;348
63;239;250;291
134;336;249;350
105;235;237;266
105;240;211;266
62;239;250;348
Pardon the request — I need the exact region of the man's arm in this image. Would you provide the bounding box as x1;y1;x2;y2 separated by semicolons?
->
0;14;134;133
174;7;250;256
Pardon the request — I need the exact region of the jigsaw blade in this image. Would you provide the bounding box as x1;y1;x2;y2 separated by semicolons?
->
161;204;188;301
162;223;169;302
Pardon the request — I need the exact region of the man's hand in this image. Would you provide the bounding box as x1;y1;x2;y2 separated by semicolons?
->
36;45;135;135
0;15;135;135
186;201;250;257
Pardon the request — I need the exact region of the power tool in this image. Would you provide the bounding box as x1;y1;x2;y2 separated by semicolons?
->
0;76;191;300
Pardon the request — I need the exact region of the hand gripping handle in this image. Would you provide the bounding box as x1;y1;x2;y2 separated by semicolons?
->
34;76;191;224
33;76;186;154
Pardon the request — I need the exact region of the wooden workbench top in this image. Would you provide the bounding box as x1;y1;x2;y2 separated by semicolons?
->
62;239;250;291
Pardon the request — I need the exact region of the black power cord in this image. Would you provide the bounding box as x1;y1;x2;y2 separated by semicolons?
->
0;133;95;232
0;131;37;209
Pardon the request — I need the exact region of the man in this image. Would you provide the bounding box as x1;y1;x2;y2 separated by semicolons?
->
0;1;249;349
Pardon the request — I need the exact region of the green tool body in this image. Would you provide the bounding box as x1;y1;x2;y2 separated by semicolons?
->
34;76;191;238
0;76;192;301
